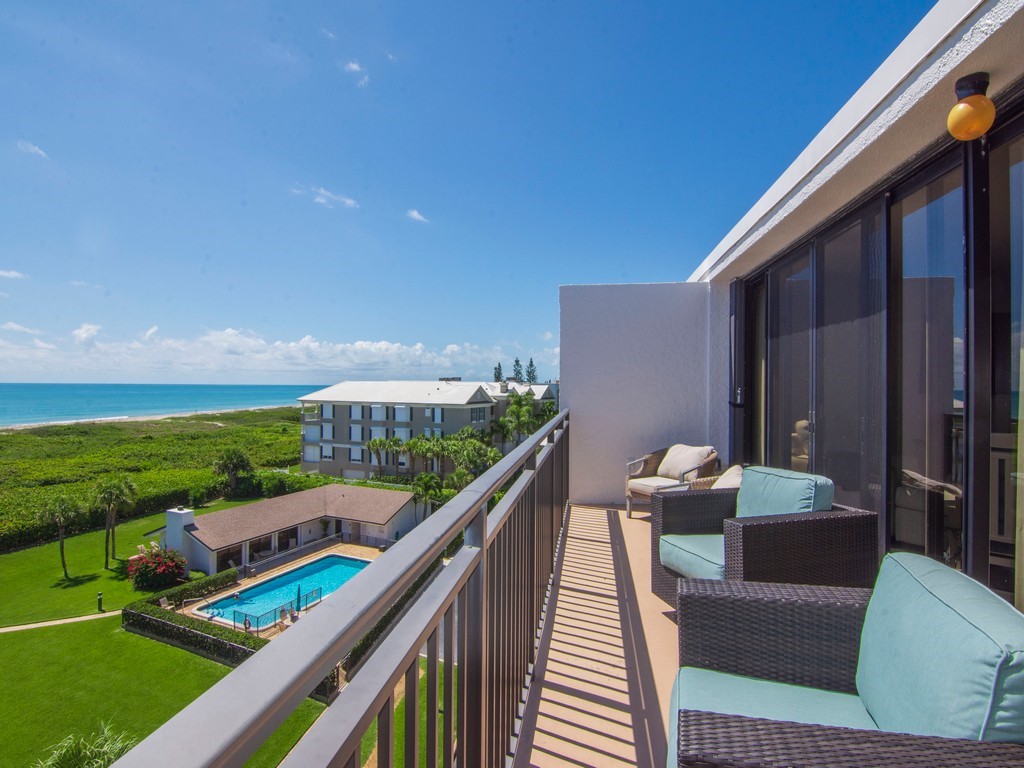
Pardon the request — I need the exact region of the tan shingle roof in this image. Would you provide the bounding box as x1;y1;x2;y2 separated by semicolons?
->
188;484;414;551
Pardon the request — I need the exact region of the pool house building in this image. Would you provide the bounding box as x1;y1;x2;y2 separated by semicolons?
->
164;484;417;576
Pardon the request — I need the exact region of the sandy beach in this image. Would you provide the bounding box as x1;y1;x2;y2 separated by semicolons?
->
0;404;300;432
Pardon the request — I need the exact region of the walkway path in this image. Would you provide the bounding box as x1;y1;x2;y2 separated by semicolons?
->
0;610;118;634
514;504;675;767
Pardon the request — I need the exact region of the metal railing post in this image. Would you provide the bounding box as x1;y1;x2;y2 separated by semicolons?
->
463;504;488;766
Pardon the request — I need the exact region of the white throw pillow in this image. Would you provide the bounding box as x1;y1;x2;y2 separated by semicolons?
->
657;444;714;481
711;464;743;489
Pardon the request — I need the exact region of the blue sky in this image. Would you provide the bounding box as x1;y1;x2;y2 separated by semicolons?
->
1;1;935;384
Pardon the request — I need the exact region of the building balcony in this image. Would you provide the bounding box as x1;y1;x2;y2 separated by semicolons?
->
116;411;678;767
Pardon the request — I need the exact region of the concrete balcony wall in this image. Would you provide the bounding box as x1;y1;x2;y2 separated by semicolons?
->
560;282;729;504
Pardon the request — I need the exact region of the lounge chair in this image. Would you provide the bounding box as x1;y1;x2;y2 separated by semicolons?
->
625;444;719;517
669;552;1024;766
651;466;877;604
158;597;171;609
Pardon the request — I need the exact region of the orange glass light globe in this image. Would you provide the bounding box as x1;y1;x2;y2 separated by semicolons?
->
947;94;996;141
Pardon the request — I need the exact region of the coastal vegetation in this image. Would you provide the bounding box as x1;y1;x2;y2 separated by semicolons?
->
0;407;301;552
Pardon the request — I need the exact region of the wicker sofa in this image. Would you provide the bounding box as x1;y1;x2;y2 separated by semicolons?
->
625;444;719;517
669;553;1024;767
651;467;878;604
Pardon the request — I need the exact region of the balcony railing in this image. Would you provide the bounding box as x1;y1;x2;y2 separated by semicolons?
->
116;410;570;768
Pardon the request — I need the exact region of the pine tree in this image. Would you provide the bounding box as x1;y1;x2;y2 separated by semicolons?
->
493;362;503;382
512;357;523;382
525;357;538;384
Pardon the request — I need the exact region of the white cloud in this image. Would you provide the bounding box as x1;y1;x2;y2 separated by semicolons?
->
72;323;101;344
321;28;336;40
540;330;554;341
344;60;363;73
16;140;48;159
312;187;359;209
143;325;159;341
357;75;370;88
406;209;429;223
0;327;547;382
0;270;27;280
385;50;396;61
2;322;42;335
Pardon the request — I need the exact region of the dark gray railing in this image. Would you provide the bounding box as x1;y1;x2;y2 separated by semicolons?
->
115;410;569;768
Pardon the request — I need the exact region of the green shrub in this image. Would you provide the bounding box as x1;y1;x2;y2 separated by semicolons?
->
344;556;442;673
150;568;239;608
127;547;187;590
122;602;268;661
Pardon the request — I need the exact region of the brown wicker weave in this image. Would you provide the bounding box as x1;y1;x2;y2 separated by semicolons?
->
651;487;878;605
625;447;719;517
677;709;1024;767
674;580;1024;767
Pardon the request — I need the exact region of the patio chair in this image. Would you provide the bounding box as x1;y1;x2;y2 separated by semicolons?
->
625;444;719;517
669;552;1024;767
651;466;877;604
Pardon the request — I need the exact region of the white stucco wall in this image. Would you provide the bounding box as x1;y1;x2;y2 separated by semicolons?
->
560;282;729;504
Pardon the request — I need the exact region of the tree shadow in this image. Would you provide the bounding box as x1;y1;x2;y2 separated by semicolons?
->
53;573;100;589
110;560;131;582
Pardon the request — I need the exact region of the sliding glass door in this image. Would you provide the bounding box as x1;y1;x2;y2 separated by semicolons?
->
890;167;965;567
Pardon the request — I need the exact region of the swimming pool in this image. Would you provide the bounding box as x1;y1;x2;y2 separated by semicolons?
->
200;554;370;623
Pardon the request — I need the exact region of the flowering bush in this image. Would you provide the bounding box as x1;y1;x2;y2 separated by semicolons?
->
127;545;187;590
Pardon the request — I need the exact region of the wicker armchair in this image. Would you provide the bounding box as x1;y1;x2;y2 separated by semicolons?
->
672;578;1024;767
625;445;719;517
651;485;878;604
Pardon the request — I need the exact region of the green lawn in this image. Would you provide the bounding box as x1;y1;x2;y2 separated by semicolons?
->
0;498;256;627
0;615;323;767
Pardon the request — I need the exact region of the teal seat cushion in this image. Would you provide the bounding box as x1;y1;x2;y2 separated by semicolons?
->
736;466;834;518
660;534;725;580
668;667;877;767
857;552;1024;741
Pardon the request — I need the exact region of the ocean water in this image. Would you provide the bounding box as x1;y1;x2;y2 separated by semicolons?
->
0;383;322;427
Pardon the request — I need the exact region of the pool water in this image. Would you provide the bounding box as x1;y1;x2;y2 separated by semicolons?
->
202;554;370;621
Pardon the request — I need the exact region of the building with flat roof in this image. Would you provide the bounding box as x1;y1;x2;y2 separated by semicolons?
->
164;484;417;575
298;378;557;478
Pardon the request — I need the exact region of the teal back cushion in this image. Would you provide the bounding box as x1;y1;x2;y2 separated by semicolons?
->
735;466;834;518
856;552;1024;741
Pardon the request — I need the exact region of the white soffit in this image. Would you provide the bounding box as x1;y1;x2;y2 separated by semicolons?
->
689;0;1024;284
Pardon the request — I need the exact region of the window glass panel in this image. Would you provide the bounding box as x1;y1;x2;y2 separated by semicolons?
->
815;205;885;512
768;248;812;469
891;167;964;567
349;425;362;441
991;133;1024;606
350;404;362;420
349;446;362;463
371;405;385;420
321;403;333;419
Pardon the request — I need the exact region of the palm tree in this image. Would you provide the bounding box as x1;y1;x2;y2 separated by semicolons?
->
490;417;512;453
422;435;446;481
444;468;473;492
505;391;538;446
366;437;389;477
411;471;442;519
94;475;137;570
404;436;428;475
37;495;81;580
391;437;410;475
213;447;253;495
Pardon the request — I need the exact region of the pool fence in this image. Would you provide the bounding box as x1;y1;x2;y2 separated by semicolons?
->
232;586;323;636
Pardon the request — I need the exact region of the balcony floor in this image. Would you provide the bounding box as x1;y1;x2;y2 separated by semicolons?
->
515;504;677;767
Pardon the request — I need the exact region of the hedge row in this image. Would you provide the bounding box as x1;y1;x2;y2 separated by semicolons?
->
124;569;339;700
344;555;443;674
150;568;240;608
122;606;265;665
0;468;222;551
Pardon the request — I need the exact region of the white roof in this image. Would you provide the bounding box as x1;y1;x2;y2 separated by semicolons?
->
299;380;494;406
481;381;557;400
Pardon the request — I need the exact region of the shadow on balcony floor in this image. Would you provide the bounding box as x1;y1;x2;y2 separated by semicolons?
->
515;504;676;767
